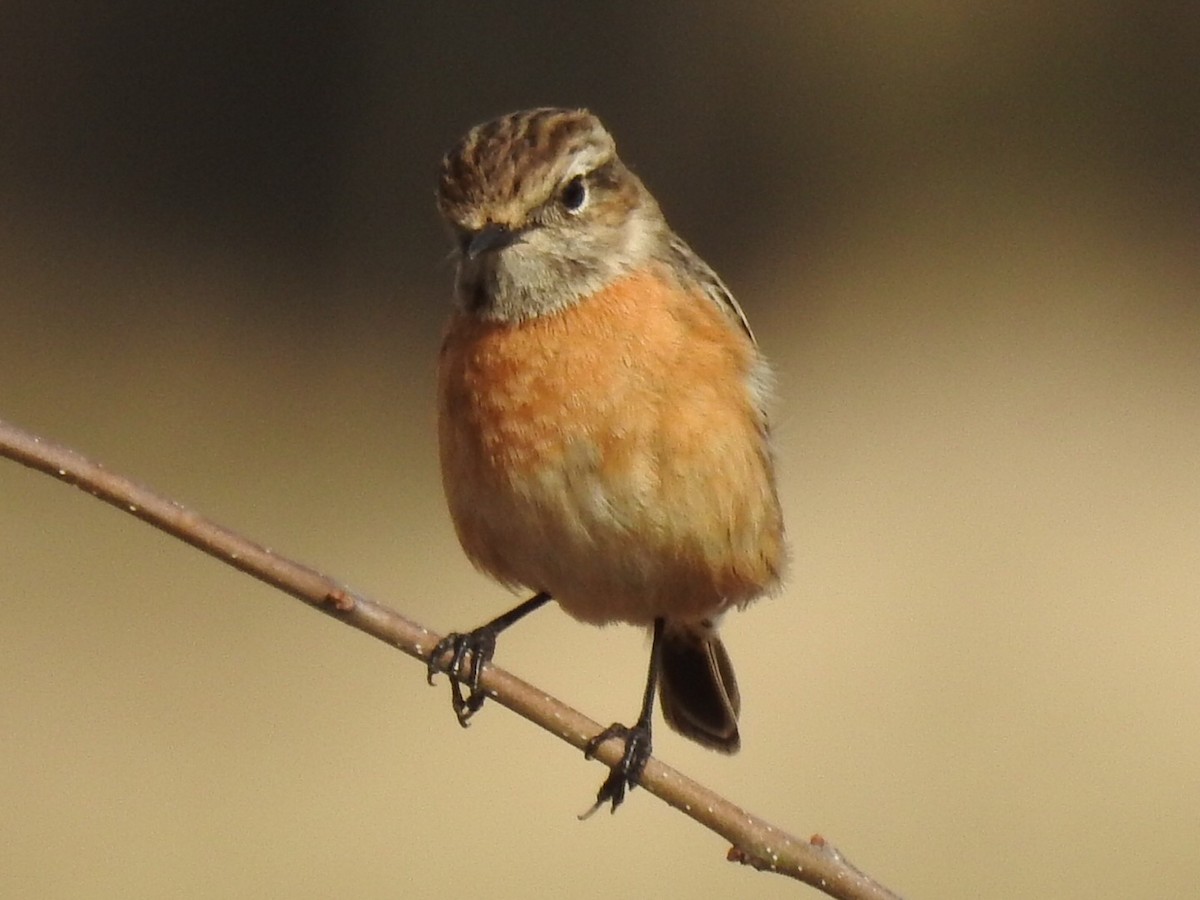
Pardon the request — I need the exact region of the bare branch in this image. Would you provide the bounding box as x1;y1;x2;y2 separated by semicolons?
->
0;416;903;900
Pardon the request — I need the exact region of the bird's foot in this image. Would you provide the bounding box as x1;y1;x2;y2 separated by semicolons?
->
426;627;498;726
580;720;653;817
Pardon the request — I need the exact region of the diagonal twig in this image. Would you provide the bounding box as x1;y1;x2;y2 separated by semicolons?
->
0;416;904;900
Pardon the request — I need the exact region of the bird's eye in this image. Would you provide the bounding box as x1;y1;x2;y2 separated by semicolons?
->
560;175;587;212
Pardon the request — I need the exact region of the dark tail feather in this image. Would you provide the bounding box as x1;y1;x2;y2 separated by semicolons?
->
658;620;741;753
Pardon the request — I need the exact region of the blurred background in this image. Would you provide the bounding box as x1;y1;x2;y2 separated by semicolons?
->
2;3;1197;898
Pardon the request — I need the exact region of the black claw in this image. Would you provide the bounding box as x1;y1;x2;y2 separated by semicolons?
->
426;593;553;727
581;720;653;816
426;628;498;726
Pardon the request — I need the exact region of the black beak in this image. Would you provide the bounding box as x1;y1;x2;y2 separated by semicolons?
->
465;223;519;260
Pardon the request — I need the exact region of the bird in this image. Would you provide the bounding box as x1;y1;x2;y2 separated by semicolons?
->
427;107;786;813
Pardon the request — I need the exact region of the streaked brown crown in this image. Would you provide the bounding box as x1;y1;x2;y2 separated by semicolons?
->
434;108;753;338
437;107;617;232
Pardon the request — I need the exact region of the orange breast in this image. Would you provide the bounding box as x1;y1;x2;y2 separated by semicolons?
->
437;266;785;624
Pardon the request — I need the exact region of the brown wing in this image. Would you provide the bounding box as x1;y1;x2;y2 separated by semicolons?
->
663;232;756;346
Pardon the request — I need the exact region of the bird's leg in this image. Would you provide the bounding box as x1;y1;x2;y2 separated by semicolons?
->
426;591;552;725
581;618;665;816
